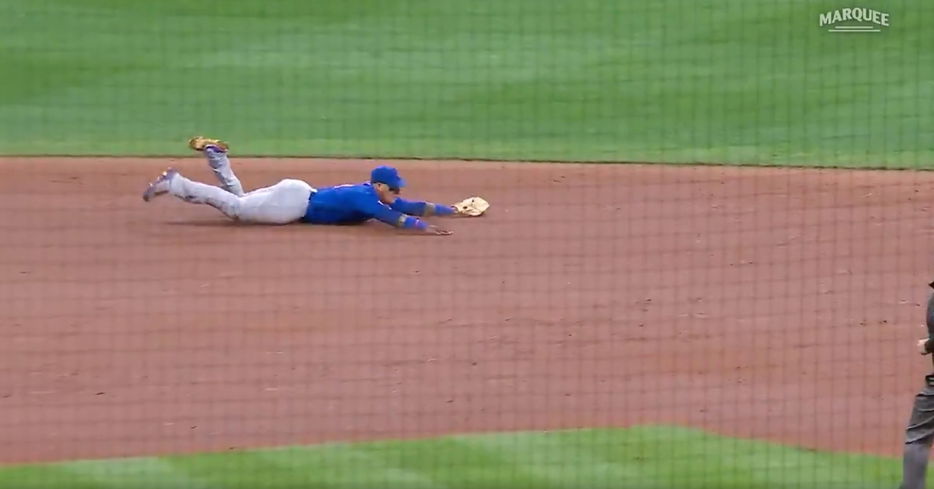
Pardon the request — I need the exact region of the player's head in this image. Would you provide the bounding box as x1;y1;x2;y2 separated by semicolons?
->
370;165;406;203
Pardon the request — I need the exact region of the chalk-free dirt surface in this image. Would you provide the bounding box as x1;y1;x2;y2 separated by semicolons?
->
1;156;932;464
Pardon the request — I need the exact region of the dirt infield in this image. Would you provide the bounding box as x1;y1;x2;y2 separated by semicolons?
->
0;156;932;464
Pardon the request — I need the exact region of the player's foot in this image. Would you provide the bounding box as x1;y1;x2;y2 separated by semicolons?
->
188;136;229;153
142;168;179;202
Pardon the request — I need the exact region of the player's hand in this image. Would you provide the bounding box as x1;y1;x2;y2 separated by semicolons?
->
919;338;930;355
426;224;453;236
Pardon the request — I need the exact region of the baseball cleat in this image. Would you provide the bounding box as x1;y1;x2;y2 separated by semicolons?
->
142;168;179;202
187;136;229;153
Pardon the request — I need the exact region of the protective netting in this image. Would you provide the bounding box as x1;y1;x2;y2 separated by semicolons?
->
0;1;931;488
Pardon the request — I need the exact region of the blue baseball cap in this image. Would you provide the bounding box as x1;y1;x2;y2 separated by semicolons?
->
370;165;406;191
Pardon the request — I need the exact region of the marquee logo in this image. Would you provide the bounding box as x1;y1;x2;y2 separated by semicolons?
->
819;7;889;33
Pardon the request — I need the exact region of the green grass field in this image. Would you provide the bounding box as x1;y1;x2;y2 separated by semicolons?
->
0;426;903;489
1;0;932;166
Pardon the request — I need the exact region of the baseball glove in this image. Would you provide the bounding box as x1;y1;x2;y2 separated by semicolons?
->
188;136;229;152
452;196;490;216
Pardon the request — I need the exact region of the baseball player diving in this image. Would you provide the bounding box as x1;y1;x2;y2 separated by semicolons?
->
141;137;489;234
899;280;934;489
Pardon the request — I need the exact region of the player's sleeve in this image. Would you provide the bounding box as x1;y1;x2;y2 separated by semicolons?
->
390;198;456;217
354;193;430;230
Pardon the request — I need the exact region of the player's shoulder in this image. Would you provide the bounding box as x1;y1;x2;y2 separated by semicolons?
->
328;182;382;204
320;182;375;197
327;182;374;192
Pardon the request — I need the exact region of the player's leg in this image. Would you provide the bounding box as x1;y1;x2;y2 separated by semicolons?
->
143;169;313;225
143;168;241;218
899;377;934;489
204;146;245;196
188;136;244;196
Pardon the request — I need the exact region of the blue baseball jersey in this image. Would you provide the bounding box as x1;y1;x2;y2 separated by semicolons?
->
301;182;453;229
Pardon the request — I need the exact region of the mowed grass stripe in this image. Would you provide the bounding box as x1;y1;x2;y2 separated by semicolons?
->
0;426;908;489
62;458;216;489
588;426;899;489
0;458;214;489
452;430;654;489
163;449;307;489
352;437;557;489
0;465;104;489
254;444;444;489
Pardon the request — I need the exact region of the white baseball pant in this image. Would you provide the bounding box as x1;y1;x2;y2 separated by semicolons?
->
167;175;313;224
166;148;313;224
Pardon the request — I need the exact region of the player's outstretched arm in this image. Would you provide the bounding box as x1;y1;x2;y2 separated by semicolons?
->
391;197;490;217
390;198;460;217
361;198;452;235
